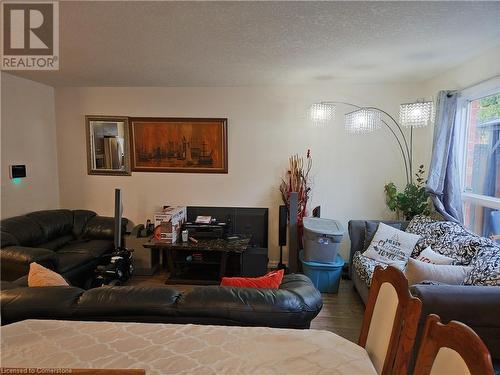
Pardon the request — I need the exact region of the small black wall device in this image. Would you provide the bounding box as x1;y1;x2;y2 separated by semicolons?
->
10;165;26;179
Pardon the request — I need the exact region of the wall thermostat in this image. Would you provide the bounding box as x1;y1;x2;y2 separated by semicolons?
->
10;165;27;179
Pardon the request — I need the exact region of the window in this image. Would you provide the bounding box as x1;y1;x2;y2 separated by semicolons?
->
457;78;500;240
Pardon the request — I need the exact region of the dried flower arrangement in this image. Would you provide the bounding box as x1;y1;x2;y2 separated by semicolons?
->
279;150;313;222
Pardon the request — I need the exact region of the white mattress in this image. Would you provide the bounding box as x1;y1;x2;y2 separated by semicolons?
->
1;320;376;375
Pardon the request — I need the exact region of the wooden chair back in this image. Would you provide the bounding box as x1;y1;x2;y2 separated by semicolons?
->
413;314;494;375
358;265;422;375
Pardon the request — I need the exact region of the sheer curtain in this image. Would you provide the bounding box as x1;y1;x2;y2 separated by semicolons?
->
483;128;499;237
426;91;464;223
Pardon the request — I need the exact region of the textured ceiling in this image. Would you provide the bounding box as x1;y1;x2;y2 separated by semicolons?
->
10;1;500;87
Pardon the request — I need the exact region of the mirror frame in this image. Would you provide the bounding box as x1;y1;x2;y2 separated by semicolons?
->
85;115;131;176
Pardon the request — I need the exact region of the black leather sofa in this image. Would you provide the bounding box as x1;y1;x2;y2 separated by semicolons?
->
1;209;128;287
0;273;323;329
348;219;500;366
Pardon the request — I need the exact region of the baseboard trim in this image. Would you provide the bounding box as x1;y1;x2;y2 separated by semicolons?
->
268;260;287;269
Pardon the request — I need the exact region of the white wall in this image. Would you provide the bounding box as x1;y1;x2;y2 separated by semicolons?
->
55;83;424;262
3;45;496;262
1;73;59;218
423;45;500;95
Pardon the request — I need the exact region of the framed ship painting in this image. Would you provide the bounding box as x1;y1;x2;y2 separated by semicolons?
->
130;118;228;173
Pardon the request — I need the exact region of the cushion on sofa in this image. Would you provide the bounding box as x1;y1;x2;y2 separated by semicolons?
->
82;216;126;241
26;210;74;242
405;258;472;286
221;269;284;289
56;249;97;273
363;223;420;266
416;246;454;265
0;215;45;247
1;231;19;248
58;239;113;258
28;262;69;287
0;246;57;281
37;235;75;251
352;251;405;286
72;210;97;237
363;221;402;251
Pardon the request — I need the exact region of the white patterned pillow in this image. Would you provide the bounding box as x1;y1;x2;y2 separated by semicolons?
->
416;246;454;265
363;223;420;266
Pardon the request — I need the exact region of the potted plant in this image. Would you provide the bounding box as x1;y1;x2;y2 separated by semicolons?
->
384;164;430;220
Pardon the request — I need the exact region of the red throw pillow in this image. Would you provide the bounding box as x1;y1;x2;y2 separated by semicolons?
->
220;269;284;289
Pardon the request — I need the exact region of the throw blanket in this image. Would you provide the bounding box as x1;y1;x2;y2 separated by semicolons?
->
407;215;500;286
1;320;376;375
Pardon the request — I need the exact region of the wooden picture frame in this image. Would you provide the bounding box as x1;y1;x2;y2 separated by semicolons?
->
85;115;131;176
129;117;228;173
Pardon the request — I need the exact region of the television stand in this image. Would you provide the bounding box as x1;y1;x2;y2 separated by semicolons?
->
143;236;251;285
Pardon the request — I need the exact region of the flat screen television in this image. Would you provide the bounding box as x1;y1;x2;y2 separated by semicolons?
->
186;206;268;248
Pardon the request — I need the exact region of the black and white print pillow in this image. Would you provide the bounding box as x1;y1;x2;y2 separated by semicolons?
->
407;215;478;265
464;242;500;286
407;215;500;286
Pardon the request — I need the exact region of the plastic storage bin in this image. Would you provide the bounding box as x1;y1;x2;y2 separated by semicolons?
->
303;217;344;263
300;250;344;293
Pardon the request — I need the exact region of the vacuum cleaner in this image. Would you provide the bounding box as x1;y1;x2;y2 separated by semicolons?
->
87;189;134;288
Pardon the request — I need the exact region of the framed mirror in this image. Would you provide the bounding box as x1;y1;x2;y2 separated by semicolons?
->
86;116;131;176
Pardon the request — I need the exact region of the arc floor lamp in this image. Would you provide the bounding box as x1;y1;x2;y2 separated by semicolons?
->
309;100;434;185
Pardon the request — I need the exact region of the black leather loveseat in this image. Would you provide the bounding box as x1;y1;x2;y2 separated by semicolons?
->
1;209;128;287
0;273;323;329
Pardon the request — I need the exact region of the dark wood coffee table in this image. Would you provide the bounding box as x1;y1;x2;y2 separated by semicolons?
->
143;236;251;285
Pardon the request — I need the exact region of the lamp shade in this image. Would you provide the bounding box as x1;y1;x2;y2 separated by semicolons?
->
399;101;433;128
309;103;335;127
344;108;382;133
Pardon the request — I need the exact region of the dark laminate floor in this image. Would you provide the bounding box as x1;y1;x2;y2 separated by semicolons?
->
310;279;365;343
127;272;366;343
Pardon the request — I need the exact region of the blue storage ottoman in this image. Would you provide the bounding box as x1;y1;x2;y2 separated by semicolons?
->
300;250;344;293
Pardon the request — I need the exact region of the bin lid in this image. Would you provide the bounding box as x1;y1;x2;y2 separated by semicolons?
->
303;217;344;236
299;250;344;268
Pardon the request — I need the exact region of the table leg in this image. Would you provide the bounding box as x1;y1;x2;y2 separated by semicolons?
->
151;248;160;275
161;249;168;271
219;252;228;279
166;249;176;277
